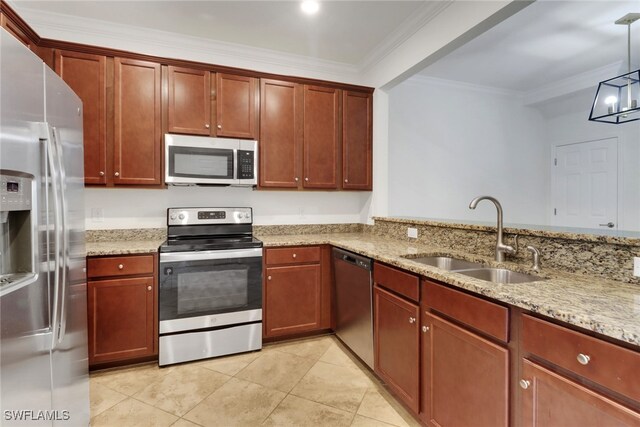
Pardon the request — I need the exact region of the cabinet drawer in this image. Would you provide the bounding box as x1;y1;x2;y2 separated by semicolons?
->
265;246;320;265
422;280;509;343
522;314;640;402
373;263;419;302
88;255;155;278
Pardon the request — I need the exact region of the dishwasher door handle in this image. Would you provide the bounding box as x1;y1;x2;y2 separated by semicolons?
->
342;255;357;264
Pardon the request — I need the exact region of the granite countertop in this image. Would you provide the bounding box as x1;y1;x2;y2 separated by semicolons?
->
257;233;640;348
86;239;165;256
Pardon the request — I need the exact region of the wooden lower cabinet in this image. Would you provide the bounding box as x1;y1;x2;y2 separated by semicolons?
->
87;254;157;366
374;284;420;413
520;359;640;427
420;312;509;427
263;246;331;339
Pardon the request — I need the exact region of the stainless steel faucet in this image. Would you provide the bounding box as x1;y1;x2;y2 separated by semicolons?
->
469;195;518;262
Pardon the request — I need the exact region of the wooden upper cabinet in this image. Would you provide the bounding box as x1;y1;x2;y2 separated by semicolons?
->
259;79;301;188
55;50;107;185
303;85;340;189
342;91;372;190
114;58;162;185
215;73;258;139
167;66;211;135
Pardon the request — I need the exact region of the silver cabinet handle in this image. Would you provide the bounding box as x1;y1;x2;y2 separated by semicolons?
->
577;353;590;365
409;317;416;324
294;177;299;182
305;177;309;182
99;171;105;176
118;264;124;270
114;172;120;177
422;326;429;332
519;379;531;390
217;124;222;129
147;285;152;291
599;222;615;228
205;124;210;129
267;275;272;281
292;254;297;258
344;179;348;183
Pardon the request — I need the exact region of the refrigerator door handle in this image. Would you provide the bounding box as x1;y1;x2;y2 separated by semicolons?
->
53;127;69;346
45;125;64;351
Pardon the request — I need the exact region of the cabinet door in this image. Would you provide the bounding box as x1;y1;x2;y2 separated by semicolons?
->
342;91;372;190
114;58;162;185
374;285;420;412
521;359;640;427
303;85;340;189
259;79;302;188
88;276;155;365
264;264;321;337
55;50;107;185
167;66;211;135
421;312;508;427
215;73;258;139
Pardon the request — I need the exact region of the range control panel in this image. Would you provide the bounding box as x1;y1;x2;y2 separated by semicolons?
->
0;172;33;212
168;207;252;226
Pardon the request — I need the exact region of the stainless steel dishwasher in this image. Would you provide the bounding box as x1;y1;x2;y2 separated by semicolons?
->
333;247;374;368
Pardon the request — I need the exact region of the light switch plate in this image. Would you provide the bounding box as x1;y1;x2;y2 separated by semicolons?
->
407;227;418;239
634;257;640;277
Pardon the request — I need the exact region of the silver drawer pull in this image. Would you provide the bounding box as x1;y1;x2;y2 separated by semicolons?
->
577;353;590;365
519;379;531;390
147;285;152;291
422;325;429;332
267;275;272;281
114;172;120;177
409;317;416;324
205;124;210;129
292;254;297;258
118;264;124;270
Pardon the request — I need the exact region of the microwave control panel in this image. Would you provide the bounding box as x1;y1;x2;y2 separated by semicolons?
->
237;150;255;179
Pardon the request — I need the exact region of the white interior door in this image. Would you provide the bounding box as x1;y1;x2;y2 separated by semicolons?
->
552;138;618;229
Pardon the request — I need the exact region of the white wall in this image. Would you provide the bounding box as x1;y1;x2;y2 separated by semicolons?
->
85;186;371;229
387;76;548;224
539;89;640;231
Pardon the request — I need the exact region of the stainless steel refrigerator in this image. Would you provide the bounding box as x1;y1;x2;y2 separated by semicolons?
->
0;29;89;426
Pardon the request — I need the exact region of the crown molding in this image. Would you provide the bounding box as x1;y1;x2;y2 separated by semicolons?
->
14;6;361;83
358;1;453;74
523;61;626;106
406;74;523;98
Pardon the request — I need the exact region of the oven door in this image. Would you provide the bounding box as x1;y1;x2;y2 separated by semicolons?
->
159;248;262;334
164;134;238;185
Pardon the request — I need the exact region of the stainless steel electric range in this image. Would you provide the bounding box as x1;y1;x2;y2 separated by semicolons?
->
158;207;263;366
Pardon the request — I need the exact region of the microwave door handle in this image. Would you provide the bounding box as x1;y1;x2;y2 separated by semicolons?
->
45;126;62;350
53;127;69;346
233;149;238;180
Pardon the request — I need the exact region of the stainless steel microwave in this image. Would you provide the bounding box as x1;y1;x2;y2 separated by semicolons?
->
164;134;257;186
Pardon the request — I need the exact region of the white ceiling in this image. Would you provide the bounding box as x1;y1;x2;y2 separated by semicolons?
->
10;0;436;65
420;0;640;92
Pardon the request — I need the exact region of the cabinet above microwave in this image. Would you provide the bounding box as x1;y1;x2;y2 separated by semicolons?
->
164;134;257;187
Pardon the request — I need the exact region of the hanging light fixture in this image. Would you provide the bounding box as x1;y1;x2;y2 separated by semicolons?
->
589;13;640;124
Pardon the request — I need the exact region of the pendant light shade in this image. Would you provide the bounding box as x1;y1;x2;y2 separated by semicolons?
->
589;70;640;123
589;13;640;124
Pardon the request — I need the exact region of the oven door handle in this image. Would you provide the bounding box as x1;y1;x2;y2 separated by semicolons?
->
160;248;263;263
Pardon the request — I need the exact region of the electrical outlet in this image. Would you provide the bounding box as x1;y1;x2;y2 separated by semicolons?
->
634;257;640;277
91;208;104;223
407;227;418;239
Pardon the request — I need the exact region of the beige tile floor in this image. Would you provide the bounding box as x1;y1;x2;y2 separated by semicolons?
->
90;335;421;427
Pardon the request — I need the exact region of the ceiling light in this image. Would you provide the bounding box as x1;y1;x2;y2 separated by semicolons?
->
589;13;640;124
301;1;320;15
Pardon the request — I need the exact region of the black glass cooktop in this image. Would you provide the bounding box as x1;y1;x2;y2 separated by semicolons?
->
160;236;263;253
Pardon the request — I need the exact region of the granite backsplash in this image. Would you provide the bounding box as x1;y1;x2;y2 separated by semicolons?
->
369;217;640;285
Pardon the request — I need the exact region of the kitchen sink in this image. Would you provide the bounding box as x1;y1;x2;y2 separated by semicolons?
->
405;256;485;271
456;268;543;284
